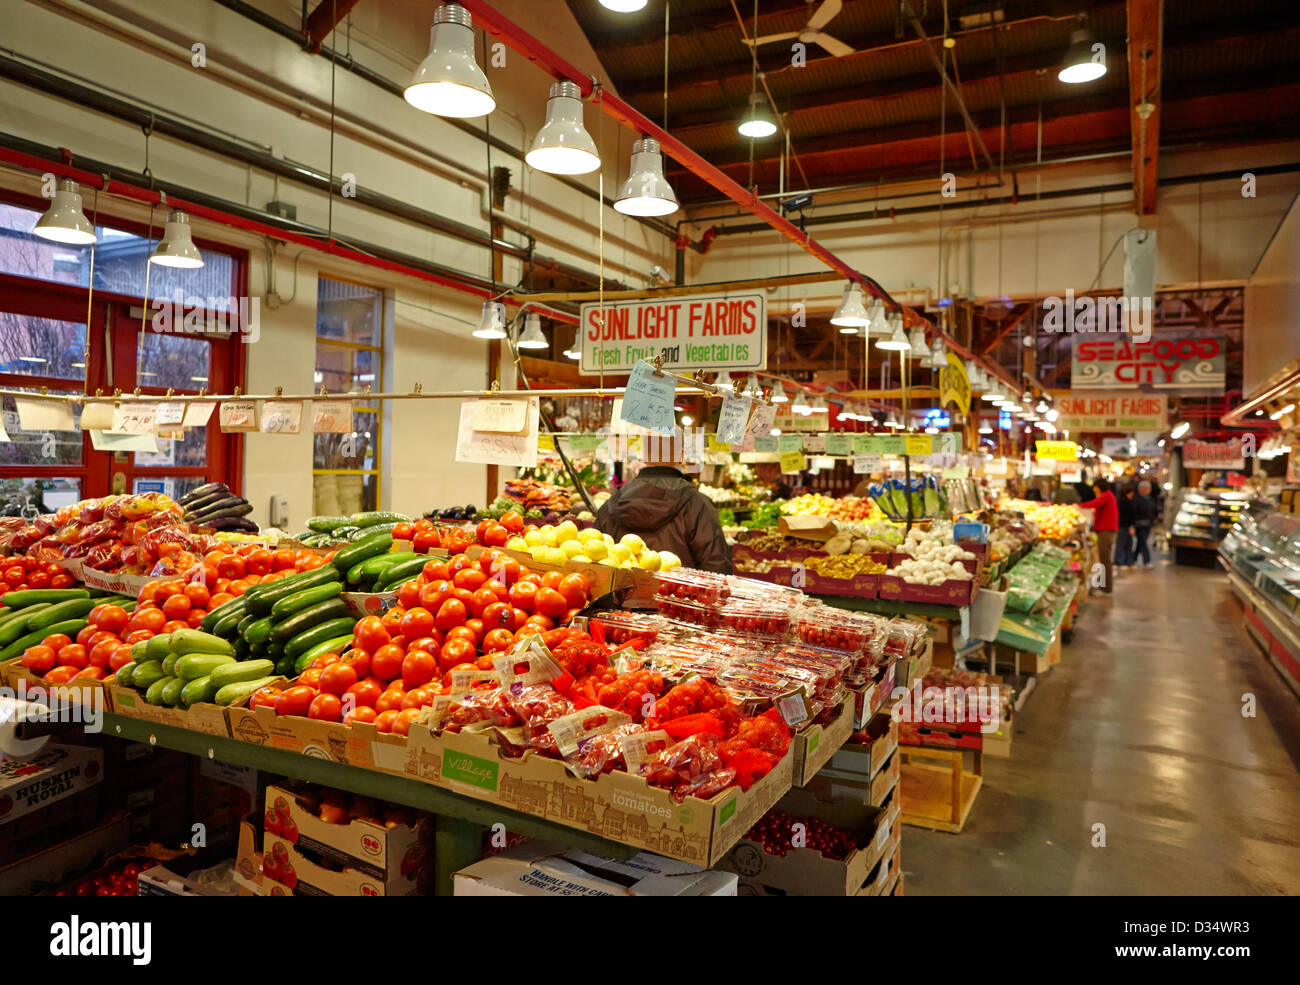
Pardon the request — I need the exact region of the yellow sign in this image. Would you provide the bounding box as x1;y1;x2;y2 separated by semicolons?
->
707;433;731;453
538;434;555;451
627;434;642;452
1035;440;1079;461
779;450;808;474
904;434;933;456
939;353;971;415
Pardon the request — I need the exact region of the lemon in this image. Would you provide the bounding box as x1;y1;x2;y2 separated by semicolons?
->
598;557;619;567
620;533;645;554
529;545;549;562
609;543;632;563
506;536;528;551
524;529;544;547
603;532;616;545
571;554;592;564
579;527;603;542
619;559;639;569
560;539;585;559
638;550;662;571
658;550;682;571
538;526;557;547
582;540;608;561
555;520;579;543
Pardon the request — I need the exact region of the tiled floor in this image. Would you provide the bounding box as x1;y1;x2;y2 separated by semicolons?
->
904;560;1300;895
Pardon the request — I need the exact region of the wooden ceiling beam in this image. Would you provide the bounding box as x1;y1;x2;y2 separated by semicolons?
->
1127;0;1164;215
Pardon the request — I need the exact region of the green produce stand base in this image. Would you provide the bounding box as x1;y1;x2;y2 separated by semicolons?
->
819;594;967;621
99;712;638;895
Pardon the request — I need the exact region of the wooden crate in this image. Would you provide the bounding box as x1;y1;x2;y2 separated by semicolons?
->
899;745;982;833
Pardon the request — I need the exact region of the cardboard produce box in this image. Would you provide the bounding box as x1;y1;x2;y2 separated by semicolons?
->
107;684;231;737
0;743;103;828
453;842;737;896
819;749;901;806
226;703;410;773
792;697;854;786
232;819;264;897
878;573;977;606
0;811;131;895
399;722;793;868
718;782;902;896
261;836;423;896
832;714;899;779
0;659;114;710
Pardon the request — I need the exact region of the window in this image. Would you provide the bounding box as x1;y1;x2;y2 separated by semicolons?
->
313;277;384;516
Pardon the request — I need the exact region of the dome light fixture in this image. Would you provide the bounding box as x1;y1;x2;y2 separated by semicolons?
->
791;390;812;415
738;92;777;138
876;313;910;351
472;301;507;339
1059;28;1107;84
907;325;929;354
810;393;828;415
929;339;947;369
613;137;678;217
715;370;734;391
33;179;97;244
563;342;581;360
769;380;788;403
404;4;496;118
599;0;648;10
516;312;548;349
831;283;870;330
150;211;204;268
745;373;761;396
867;299;888;336
526;81;600;175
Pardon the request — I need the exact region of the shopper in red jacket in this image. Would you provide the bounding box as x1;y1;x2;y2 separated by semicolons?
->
1079;478;1119;594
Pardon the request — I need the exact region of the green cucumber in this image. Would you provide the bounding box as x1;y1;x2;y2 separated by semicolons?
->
294;634;356;673
130;660;167;690
0;619;89;661
210;605;248;640
169;627;235;656
349;551;419;586
0;588;90;608
215;676;281;706
161;652;180;677
270;598;352;644
114;661;138;686
209;659;276;689
285;617;357;659
27;598;98;631
0;604;53;645
200;595;247;633
350;511;409;528
375;557;429;591
174;652;237;681
243;616;275;646
145;675;176;705
159;677;185;707
179;675;217;707
274;655;296;678
235;614;256;640
329;526;360;541
348;522;399;542
331;535;393;573
270;581;343;621
145;633;173;663
307;515;350;532
243;566;340;616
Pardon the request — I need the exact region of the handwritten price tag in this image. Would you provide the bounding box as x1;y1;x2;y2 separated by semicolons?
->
455;398;540;468
260;401;303;434
823;433;851;456
312;400;353;434
754;436;778;454
618;360;677;436
183;402;215;428
777;433;803;453
471;399;529;434
904;435;933;456
219;401;259;432
779;449;807;474
854;454;882;474
538;434;555;451
155;402;186;429
111;404;158;435
567;433;605;452
853;434;881;455
706;433;731;453
715;393;752;445
80;403;114;431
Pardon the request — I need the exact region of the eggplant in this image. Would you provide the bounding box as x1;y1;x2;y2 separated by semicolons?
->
203;515;259;531
180;481;228;505
188;494;246;519
181;490;230;515
194;503;255;525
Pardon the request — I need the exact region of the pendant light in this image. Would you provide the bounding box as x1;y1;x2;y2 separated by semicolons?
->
614;137;678;216
885;410;900;429
876;313;910;351
738;92;777;138
563;343;581;360
33;179;97;244
964;359;982;388
404;4;496;118
810;393;828;415
929;340;947;369
769;380;788;403
791;390;812;416
1059;28;1107;84
527;81;600;175
839;403;856;422
150;211;204;268
472;300;507;339
907;325;929;354
745;373;761;396
831;283;870;330
867;299;888;336
516;312;547;349
715;370;734;391
599;0;648;10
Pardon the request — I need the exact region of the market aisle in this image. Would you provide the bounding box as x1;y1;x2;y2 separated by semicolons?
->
904;560;1300;895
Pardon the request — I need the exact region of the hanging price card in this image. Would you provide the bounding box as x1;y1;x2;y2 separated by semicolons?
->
312;400;353;434
754;436;778;453
183;402;215;428
456;398;540;468
904;434;933;456
739;400;776;451
1035;440;1079;460
538;434;555;451
567;433;606;452
854;454;882;474
706;433;731;453
715;393;751;445
619;360;677;436
260;401;303;434
111;404;157;435
80;403;114;431
779;449;807;474
777;433;803;453
823;433;852;456
219;401;259;432
14;397;75;432
155;402;186;430
471;399;529;433
853;434;881;455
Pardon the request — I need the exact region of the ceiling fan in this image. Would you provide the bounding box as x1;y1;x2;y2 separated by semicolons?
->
742;0;855;58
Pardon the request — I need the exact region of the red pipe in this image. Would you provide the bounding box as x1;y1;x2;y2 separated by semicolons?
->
303;0;364;52
0;145;578;324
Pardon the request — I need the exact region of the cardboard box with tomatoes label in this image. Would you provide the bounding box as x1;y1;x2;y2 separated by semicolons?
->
399;721;793;868
261;836;422;896
225;703;411;773
791;697;853;787
1;658;115;710
717;781;902;896
453;842;738;896
0;743;103;827
261;783;430;890
106;684;230;737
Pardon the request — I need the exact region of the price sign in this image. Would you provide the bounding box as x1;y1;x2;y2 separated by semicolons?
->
823;433;851;456
706;433;731;453
1035;440;1079;460
853;434;881;455
567;433;605;452
80;403;114;430
111;404;157;435
618;360;677;436
779;449;807;474
538;434;555;451
754;436;778;453
14;397;75;431
738;400;776;452
155;402;186;429
312;400;353;434
260;401;303;434
455;398;540;468
777;433;803;453
854;454;882;474
715;393;751;445
471;399;529;433
219;401;259;432
802;433;826;454
183;402;215;428
904;434;933;456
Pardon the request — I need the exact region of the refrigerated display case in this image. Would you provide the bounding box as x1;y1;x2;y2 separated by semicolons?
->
1220;506;1300;696
1170;489;1254;563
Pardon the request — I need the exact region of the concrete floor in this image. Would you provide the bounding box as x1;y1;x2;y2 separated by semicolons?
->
904;559;1300;895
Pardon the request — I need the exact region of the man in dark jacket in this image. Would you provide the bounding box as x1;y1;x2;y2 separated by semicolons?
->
596;444;733;574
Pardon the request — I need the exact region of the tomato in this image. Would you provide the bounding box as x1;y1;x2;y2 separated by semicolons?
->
44;666;77;683
391;708;422;737
74;666;106;680
106;646;132;673
435;598;468;633
480;601;515;632
508;581;538;612
94;605;130;635
399;607;435;641
250;685;283;711
524;614;556;633
4;566;25;588
500;511;524;534
406;633;443;656
438;638;476;674
244;549;273;576
488;557;521;588
392;522;414;541
131;607;167;634
339;648;371;679
345;679;383;708
308;692;343;722
464;619;485;644
50;573;75;589
482;523;509;548
162;619;189;634
374;709;400;733
208;592;235;610
272;549;297;571
183;582;211;608
26;571;50;590
154;581;183;603
375;688;407;714
535;587;568;620
318;662;359;696
88;639;120;669
380;608;405;635
216;555;246;580
453;568;486;593
298;668;324;689
315;653;341;669
296;553;326;571
482;627;515;653
418;579;454;613
43;633;72;654
401;649;438;688
344;705;378;726
411;530;442;554
540;571;564;591
371;644;406;682
447;554;474;577
123;629;153;646
160;594;191;620
557;574;589;610
401;686;436;710
421;560;450;582
397;580;423;609
275;686;316;717
21;645;56;675
354;616;391;653
511;607;530;631
227;579;254;596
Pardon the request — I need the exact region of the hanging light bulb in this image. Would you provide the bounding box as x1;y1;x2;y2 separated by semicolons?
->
33;179;97;244
1036;400;1049;414
791;389;812;415
907;325;928;354
516;312;548;349
876;313;910;350
982;374;1005;401
472;301;507;339
614;137;678;217
885;410;900;429
929;339;947;369
738;92;777;138
150;211;204;268
810;393;828;415
563;343;581;360
526;81;600;175
867;299;888;336
769;380;788;403
715;370;734;391
1059;28;1107;84
599;0;648;10
745;373;761;396
839;403;857;422
831;283;870;330
404;4;496;118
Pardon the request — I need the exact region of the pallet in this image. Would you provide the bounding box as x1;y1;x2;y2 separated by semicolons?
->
899;745;983;833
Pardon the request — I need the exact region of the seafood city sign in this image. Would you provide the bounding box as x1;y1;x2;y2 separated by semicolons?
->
1071;337;1225;391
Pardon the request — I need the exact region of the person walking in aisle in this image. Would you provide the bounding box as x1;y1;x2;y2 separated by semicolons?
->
1078;478;1119;594
1132;479;1158;569
1115;484;1136;572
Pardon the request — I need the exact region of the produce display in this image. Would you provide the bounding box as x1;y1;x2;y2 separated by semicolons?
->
867;475;947;521
781;494;883;522
999;500;1086;541
503;477;571;513
744;809;868;860
513;520;680;571
805;554;888;579
0;549;78;592
6;588;135;680
297;510;413;548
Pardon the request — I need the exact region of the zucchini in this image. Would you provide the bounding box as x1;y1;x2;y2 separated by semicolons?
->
285;617;357;659
243;616;274;646
243;565;340;616
350;511;409;528
160;677;185;707
274;655;296;678
0;606;11;621
269;598;352;644
210;605;249;640
169;627;235;656
161;652;180;677
0;588;90;608
145;633;173;663
180;675;217;707
294;633;356;673
270;581;343;621
27;598;98;631
215;676;281;706
200;595;247;633
0;604;53;645
331;534;393;573
174;652;237;681
307;515;350;532
114;661;138;686
131;660;166;691
129;640;151;662
375;556;429;591
145;675;176;705
0;619;88;661
209;659;276;689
